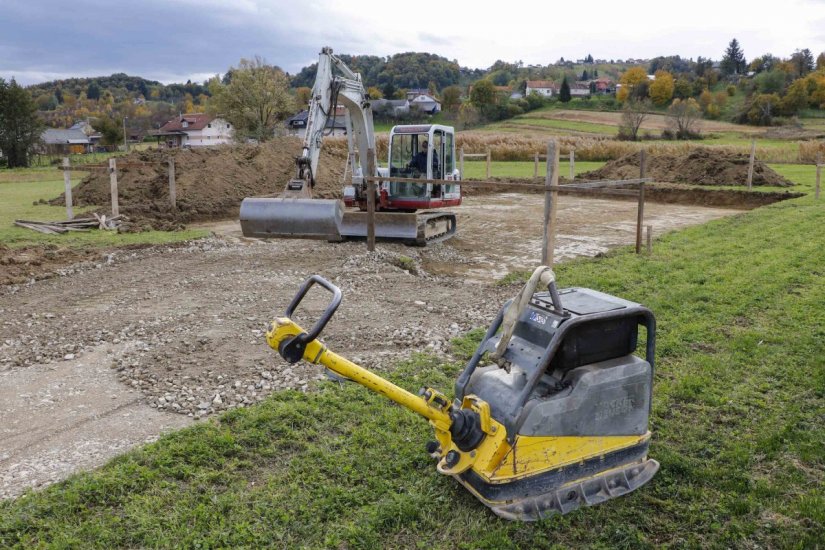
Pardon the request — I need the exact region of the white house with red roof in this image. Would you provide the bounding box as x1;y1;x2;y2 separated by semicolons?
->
155;113;233;148
525;80;559;97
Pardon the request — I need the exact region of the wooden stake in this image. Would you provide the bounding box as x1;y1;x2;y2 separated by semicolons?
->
534;152;539;179
366;148;376;251
62;157;73;220
543;140;560;267
168;157;176;209
747;139;756;190
636;149;646;254
646;225;652;254
460;146;465;177
109;158;119;217
486;149;491;179
569;148;575;181
816;153;822;200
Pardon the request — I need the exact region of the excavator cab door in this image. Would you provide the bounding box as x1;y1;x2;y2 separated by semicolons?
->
388;132;430;201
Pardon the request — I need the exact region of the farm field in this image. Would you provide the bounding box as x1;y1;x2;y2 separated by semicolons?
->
0;163;823;547
487;107;764;137
480;108;823;161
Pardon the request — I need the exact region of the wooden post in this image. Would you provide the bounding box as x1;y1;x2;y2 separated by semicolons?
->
534;152;539;179
460;146;465;177
486;149;491;179
569;148;575;181
816;152;822;200
168;157;176;209
62;157;73;220
366;148;376;251
747;139;756;190
542;140;560;267
646;225;652;254
108;158;119;216
636;149;646;254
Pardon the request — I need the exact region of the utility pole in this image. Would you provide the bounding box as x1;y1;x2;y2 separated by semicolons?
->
122;117;129;153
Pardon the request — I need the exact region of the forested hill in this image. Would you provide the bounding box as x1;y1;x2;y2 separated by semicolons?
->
290;52;471;95
27;73;210;106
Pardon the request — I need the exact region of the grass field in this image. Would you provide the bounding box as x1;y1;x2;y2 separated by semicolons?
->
461;159;604;180
0;168;208;248
478;107;817;162
1;168;823;548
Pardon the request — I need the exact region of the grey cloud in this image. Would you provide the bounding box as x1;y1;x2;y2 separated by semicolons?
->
0;0;319;84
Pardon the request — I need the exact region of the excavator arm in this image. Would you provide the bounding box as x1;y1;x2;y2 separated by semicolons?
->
297;47;376;191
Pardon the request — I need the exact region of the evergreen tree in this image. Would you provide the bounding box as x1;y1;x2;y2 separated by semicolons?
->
721;38;746;75
0;78;44;168
581;69;589;81
86;81;101;100
559;77;571;102
790;48;815;76
594;68;599;78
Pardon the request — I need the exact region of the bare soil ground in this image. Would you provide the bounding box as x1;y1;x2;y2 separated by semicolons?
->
49;139;350;229
0;194;738;499
580;149;793;186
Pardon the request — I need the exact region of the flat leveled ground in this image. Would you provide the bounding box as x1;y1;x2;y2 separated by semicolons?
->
0;194;736;499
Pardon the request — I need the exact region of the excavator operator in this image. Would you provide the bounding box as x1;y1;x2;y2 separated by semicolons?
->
408;139;438;174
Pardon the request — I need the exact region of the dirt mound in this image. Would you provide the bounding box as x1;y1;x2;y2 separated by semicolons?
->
51;138;350;228
579;149;793;187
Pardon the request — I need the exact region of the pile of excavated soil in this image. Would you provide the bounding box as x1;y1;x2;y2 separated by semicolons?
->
579;149;794;187
50;138;350;229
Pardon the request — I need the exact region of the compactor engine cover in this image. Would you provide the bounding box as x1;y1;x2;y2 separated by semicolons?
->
453;285;659;520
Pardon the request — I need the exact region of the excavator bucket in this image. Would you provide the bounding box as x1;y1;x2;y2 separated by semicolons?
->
240;197;344;240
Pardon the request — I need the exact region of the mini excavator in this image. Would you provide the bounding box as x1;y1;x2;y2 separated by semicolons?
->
240;47;461;245
265;267;659;520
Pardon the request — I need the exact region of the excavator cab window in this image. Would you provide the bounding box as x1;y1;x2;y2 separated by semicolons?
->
389;133;428;198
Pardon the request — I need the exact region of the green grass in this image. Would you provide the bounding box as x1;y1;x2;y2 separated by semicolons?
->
1;173;823;548
0;168;208;248
491;117;619;136
462;160;604;180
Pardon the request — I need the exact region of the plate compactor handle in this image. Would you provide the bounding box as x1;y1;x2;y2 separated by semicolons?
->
280;275;342;363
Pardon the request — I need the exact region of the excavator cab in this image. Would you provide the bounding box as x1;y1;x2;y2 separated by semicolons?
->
384;124;461;209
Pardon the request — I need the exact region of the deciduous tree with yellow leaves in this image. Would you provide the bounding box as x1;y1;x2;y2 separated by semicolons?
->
649;70;675;106
616;67;648;103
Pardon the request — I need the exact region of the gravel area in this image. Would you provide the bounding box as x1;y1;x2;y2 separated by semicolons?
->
0;193;739;498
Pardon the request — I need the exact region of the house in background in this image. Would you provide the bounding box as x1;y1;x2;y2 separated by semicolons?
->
409;94;441;114
525;80;559;97
69;121;103;150
592;78;616;94
153;113;233;148
285;106;348;138
405;88;430;101
570;82;592;97
40;128;92;155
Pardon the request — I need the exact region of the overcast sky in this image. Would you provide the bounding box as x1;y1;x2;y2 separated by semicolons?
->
3;0;825;86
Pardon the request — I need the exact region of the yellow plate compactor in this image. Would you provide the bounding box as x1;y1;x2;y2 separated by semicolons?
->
266;266;659;520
